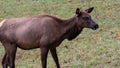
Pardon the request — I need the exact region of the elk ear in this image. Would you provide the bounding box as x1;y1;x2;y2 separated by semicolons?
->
85;7;94;13
76;8;82;16
76;8;80;14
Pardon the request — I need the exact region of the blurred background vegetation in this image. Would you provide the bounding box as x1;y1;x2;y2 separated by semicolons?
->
0;0;120;68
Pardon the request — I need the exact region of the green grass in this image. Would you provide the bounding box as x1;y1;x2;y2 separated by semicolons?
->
0;0;120;68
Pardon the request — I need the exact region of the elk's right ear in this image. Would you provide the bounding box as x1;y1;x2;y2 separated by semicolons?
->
85;7;94;13
76;8;80;14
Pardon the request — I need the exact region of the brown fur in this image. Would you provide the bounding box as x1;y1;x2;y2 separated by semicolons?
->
0;7;98;68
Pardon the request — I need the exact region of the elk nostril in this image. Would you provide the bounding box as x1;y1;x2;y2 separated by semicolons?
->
95;24;99;29
92;24;99;30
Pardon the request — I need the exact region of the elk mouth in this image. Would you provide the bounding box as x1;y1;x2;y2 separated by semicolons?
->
92;24;99;30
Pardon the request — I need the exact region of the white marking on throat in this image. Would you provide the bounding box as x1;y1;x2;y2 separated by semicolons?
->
0;19;6;27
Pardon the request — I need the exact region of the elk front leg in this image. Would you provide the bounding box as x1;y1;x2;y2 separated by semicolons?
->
41;48;49;68
2;53;9;68
50;48;60;68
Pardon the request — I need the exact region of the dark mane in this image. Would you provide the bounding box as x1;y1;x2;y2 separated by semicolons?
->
67;26;83;40
39;15;83;40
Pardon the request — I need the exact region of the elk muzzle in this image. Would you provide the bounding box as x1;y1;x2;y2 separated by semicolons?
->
92;24;99;30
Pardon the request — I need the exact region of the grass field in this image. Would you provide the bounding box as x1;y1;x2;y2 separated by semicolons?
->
0;0;120;68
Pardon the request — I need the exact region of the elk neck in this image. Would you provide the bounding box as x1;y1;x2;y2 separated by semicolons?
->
63;16;77;32
62;16;83;40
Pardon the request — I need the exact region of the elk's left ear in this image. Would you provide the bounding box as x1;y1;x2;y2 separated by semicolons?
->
76;8;82;17
76;8;80;14
85;7;94;13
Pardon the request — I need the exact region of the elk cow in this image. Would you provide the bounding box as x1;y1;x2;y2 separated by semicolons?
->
0;7;99;68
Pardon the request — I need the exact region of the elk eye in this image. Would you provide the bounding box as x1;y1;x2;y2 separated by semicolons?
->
83;17;89;20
